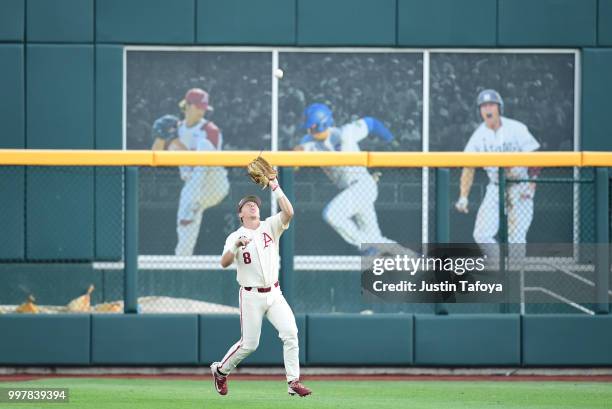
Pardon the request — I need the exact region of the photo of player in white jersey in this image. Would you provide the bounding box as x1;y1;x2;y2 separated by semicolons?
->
455;89;541;255
294;103;400;255
151;88;230;256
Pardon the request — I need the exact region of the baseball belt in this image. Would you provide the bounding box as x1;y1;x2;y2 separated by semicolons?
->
244;281;280;293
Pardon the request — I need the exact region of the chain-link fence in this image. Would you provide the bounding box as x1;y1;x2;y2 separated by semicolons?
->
291;167;427;314
458;167;598;314
1;164;608;315
133;165;605;315
136;166;244;314
503;168;599;314
0;166;124;314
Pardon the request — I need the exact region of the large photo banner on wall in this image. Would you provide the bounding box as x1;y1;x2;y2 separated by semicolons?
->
278;52;424;257
125;50;272;256
429;52;578;247
123;48;579;261
429;52;575;152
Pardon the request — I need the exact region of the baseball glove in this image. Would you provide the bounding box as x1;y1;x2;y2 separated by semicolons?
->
152;114;179;142
247;155;277;189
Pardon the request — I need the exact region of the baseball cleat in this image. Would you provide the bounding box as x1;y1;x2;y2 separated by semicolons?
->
287;380;312;397
210;362;228;396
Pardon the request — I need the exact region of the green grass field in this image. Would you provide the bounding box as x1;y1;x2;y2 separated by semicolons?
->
1;378;611;409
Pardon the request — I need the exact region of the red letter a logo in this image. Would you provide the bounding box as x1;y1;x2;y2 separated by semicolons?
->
263;232;273;248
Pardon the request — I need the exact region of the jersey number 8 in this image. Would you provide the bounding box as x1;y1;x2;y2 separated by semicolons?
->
242;252;252;264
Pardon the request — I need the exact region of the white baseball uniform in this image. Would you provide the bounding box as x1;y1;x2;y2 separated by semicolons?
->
174;119;230;256
300;119;396;250
464;116;540;248
217;213;300;382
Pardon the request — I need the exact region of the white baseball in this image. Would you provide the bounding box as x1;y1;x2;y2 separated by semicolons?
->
274;68;284;79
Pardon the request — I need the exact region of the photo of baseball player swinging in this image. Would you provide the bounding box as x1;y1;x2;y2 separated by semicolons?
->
294;103;400;256
455;89;540;259
210;156;311;397
151;88;230;256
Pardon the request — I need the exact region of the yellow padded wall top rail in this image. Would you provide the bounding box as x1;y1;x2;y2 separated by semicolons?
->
0;150;368;167
0;150;154;166
0;150;608;167
581;152;612;167
152;151;369;167
367;152;583;167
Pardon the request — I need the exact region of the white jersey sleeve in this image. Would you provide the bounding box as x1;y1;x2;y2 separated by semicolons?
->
517;124;540;152
464;128;483;152
222;232;238;257
340;119;369;145
267;212;289;239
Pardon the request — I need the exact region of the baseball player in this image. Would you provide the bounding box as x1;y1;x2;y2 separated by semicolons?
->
210;173;312;397
455;89;540;257
151;88;230;256
295;103;398;255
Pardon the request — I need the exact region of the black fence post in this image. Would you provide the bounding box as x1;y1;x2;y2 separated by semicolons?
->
498;168;508;313
124;166;139;314
279;167;295;306
595;167;610;314
435;168;450;315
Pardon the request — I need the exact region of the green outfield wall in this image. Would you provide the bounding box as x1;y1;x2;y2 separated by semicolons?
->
0;0;611;366
1;0;611;261
1;314;612;366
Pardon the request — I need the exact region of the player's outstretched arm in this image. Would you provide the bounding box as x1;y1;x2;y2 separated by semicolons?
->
456;167;475;213
363;117;393;142
269;177;294;226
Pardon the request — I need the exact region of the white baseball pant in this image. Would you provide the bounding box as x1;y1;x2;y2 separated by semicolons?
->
218;287;300;382
175;168;230;256
473;183;534;259
323;176;395;248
